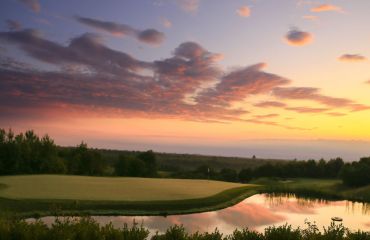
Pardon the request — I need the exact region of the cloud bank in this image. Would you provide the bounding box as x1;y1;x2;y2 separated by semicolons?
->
0;29;368;128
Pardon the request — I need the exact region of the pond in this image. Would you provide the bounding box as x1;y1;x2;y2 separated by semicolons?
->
36;194;370;234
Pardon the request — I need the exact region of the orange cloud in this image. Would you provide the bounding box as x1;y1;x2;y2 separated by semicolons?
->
302;15;319;21
254;101;287;108
237;6;251;17
338;54;367;62
326;112;347;117
285;107;329;113
253;114;279;119
285;29;313;46
311;4;343;13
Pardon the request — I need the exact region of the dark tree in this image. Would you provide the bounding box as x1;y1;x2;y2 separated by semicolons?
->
219;168;238;182
238;168;253;183
128;158;146;177
115;155;130;176
138;150;157;176
340;157;370;187
325;158;344;178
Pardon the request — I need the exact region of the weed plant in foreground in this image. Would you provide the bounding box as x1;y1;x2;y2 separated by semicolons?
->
0;217;369;240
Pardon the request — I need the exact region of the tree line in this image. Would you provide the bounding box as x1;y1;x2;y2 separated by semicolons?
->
0;129;157;177
0;129;369;187
167;156;370;187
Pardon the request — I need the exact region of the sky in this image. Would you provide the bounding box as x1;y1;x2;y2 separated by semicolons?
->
1;0;370;160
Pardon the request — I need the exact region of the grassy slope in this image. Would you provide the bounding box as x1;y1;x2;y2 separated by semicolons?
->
254;178;370;202
0;175;246;201
0;175;258;217
0;175;369;217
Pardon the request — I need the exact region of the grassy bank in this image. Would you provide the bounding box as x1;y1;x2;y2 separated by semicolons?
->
254;178;370;202
0;175;247;201
0;175;258;217
0;175;369;217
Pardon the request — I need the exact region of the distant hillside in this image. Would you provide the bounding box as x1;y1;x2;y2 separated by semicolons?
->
81;148;288;171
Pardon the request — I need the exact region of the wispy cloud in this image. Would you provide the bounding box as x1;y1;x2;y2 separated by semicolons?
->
285;106;329;113
285;28;313;46
237;6;251;17
273;87;369;111
311;4;343;13
76;16;165;45
302;15;319;21
326;112;347;117
18;0;40;13
254;101;287;108
197;63;290;107
177;0;199;12
5;20;22;31
338;54;367;62
253;113;279;119
160;17;172;28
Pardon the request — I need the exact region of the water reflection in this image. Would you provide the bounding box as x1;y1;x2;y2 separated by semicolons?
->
33;194;370;235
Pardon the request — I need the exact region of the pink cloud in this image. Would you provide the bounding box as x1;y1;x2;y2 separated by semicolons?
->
237;6;251;17
273;87;369;112
1;28;368;127
197;63;290;107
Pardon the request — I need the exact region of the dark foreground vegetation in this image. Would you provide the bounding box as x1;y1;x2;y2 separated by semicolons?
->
0;217;368;240
1;129;369;188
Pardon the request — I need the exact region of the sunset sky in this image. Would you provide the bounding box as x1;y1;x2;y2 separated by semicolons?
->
1;0;370;160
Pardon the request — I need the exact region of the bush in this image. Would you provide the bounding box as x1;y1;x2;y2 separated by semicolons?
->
0;217;369;240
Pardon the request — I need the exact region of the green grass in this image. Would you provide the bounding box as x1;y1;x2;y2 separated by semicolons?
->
0;175;368;218
0;175;247;201
0;175;258;217
255;178;370;202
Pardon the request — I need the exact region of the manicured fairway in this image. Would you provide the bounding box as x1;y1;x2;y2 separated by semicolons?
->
0;175;248;201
